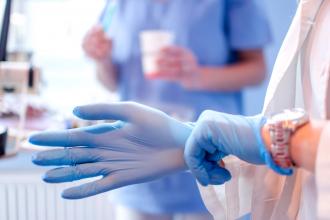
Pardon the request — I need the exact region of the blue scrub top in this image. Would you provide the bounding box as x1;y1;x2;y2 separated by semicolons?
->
105;0;271;214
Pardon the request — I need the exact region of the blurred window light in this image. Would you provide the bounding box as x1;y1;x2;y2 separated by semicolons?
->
8;0;115;110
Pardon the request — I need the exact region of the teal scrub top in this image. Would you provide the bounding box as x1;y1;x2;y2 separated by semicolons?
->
103;0;271;214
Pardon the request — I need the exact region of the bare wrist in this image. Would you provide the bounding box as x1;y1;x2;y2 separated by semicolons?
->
290;121;324;172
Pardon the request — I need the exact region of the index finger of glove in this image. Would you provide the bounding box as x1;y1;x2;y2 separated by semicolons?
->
29;122;115;147
73;102;140;122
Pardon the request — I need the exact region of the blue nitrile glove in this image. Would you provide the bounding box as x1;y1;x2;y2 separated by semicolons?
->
30;102;231;199
184;110;293;187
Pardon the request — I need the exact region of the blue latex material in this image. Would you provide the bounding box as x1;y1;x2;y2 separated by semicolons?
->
184;111;267;186
30;102;199;199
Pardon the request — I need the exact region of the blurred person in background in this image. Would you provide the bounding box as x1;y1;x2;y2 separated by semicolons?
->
82;0;270;219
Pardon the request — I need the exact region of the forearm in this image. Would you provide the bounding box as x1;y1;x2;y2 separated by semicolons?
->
196;51;266;91
95;59;118;92
262;120;327;173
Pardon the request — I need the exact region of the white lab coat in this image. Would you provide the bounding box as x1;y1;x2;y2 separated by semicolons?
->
198;0;330;219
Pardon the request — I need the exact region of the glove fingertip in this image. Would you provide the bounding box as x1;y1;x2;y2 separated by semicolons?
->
31;154;43;165
42;171;64;183
208;168;232;185
28;134;42;145
72;106;84;118
29;131;68;147
62;187;89;200
42;174;54;183
194;169;210;186
61;190;79;200
73;105;104;120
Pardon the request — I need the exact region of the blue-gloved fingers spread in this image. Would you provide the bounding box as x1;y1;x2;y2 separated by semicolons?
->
29;102;194;199
61;177;115;200
32;148;100;166
43;163;107;183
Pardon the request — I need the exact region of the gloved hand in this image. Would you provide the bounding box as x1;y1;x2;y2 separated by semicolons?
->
184;110;268;186
30;102;199;199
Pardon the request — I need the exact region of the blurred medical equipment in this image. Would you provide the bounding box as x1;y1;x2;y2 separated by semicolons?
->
0;62;41;95
1;0;41;95
0;1;9;60
0;62;42;157
0;0;11;61
0;0;46;156
0;126;7;156
30;102;192;199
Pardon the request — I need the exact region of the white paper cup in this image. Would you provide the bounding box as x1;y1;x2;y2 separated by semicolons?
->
140;30;174;76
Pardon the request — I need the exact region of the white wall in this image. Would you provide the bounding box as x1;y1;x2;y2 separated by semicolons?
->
243;0;298;115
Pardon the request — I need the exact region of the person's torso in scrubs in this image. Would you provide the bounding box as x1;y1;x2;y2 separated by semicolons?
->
106;0;270;214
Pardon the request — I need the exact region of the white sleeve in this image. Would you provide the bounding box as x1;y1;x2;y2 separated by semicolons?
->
316;123;330;220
